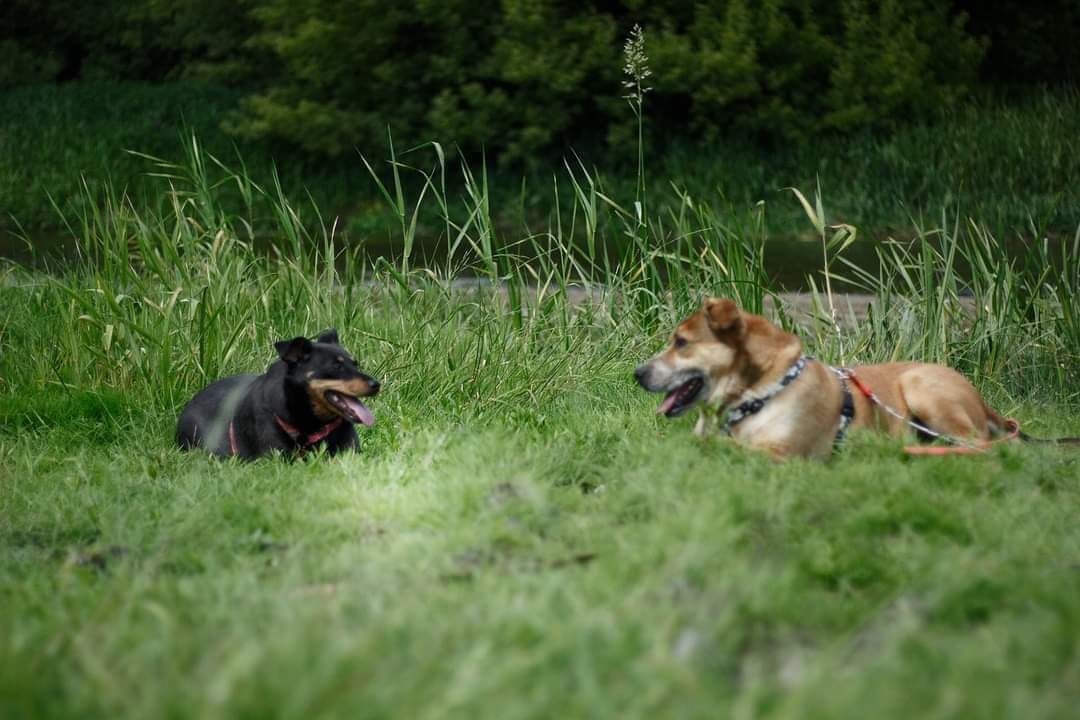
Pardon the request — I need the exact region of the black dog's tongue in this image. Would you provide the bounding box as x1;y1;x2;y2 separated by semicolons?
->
342;396;375;427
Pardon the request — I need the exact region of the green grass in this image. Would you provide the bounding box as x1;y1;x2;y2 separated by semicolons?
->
0;82;360;232
2;139;1080;718
4;397;1080;719
656;89;1080;237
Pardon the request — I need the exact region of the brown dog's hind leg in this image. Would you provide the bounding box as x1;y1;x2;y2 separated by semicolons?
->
897;367;992;442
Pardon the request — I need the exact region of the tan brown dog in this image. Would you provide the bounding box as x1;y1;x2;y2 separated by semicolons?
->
634;297;1016;459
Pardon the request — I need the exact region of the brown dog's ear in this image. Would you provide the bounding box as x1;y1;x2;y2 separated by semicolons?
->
703;297;742;334
274;336;313;364
316;328;340;345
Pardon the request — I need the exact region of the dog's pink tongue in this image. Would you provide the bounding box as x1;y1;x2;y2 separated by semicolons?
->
657;390;679;416
343;397;375;427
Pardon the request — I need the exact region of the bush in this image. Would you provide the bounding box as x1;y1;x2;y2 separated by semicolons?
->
957;0;1080;85
0;0;253;85
0;0;997;161
824;0;984;132
225;0;621;162
229;0;984;161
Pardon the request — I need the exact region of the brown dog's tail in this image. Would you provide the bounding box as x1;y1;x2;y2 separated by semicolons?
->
985;403;1080;446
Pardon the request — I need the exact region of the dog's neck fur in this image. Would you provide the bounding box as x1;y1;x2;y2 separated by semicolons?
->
280;373;329;432
708;313;804;413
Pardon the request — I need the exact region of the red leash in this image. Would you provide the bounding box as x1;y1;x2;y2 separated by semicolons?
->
838;369;1021;456
903;418;1020;456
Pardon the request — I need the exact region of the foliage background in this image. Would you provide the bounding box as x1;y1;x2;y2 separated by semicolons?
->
3;0;1077;165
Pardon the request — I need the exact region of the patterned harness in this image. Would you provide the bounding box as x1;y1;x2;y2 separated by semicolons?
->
722;355;855;449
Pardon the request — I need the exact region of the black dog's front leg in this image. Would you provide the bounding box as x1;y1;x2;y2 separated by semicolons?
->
324;424;360;456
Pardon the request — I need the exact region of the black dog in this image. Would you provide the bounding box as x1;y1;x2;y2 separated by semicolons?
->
177;329;380;460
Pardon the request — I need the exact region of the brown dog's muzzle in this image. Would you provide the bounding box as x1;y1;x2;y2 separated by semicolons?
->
634;357;707;417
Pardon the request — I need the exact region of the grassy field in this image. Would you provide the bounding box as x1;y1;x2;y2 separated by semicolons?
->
2;143;1080;718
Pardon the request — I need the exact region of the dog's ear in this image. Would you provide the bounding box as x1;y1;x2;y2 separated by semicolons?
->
274;336;313;364
703;297;742;334
316;328;340;345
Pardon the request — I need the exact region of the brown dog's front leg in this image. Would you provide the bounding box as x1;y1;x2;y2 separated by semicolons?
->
694;409;716;438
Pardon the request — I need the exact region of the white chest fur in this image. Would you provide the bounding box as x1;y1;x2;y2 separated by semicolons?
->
727;386;835;458
729;396;800;443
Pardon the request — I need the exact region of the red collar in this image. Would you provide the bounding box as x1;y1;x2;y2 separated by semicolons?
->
275;415;344;446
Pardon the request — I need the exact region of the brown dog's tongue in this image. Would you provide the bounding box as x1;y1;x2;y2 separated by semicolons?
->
343;396;375;427
657;390;679;416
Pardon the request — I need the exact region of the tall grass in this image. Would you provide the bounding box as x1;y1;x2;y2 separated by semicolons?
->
816;202;1080;396
2;135;1078;428
5;82;1080;244
0;81;360;231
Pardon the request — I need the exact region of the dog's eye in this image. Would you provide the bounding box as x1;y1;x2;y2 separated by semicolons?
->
673;336;688;349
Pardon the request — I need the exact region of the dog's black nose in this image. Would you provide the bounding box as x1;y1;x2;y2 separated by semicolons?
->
367;378;381;396
634;365;649;388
